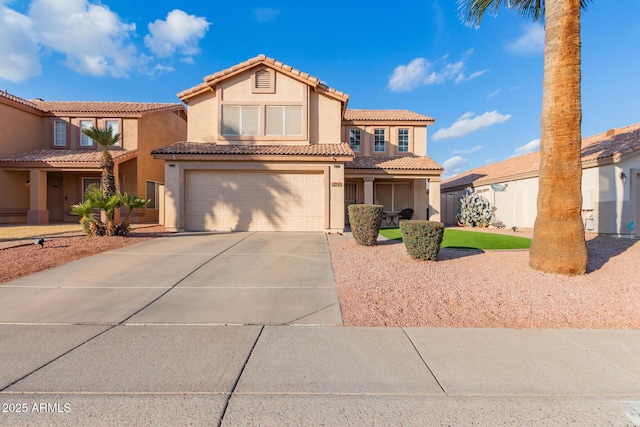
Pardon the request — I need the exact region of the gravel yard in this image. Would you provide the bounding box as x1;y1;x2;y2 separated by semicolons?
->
1;225;638;329
328;231;640;329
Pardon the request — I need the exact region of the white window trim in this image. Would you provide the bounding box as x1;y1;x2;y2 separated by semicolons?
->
222;105;260;136
265;105;303;136
79;120;95;147
349;128;362;152
374;128;386;153
398;128;410;153
53;120;68;147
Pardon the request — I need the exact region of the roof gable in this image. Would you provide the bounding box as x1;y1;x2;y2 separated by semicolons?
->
178;54;349;106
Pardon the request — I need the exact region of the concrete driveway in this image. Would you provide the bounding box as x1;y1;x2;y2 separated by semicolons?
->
0;232;342;325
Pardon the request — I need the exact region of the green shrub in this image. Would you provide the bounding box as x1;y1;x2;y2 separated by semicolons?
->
400;220;445;261
348;204;384;246
456;187;492;227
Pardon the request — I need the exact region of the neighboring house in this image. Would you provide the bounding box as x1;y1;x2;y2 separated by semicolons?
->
152;55;443;232
0;91;187;225
440;123;640;237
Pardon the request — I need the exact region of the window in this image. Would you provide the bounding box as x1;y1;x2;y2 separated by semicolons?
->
375;183;411;211
105;120;120;146
80;120;94;147
374;128;386;152
398;128;409;152
82;178;100;202
265;106;302;136
146;180;162;209
349;129;361;152
222;105;259;136
53;120;68;147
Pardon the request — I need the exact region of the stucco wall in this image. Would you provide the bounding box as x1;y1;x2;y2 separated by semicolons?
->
0;101;43;222
135;110;187;222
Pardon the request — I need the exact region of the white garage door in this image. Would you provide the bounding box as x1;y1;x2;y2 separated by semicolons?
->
186;171;325;231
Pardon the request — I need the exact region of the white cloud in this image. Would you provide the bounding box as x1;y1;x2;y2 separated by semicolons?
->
388;58;427;92
506;23;544;55
388;50;486;92
454;68;489;84
488;89;501;98
27;0;138;77
145;9;210;60
432;111;511;141
253;7;280;23
0;4;40;81
442;155;469;179
453;145;483;154
512;138;540;156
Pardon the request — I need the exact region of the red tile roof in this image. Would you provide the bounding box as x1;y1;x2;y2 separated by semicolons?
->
178;54;349;103
442;123;640;190
31;100;184;116
0;90;39;109
346;155;443;171
0;149;136;167
344;109;435;123
152;142;355;157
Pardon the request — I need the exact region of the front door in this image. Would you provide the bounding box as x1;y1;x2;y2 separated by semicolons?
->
47;174;63;222
344;182;357;224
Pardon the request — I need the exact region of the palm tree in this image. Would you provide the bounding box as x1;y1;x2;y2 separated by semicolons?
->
81;125;121;198
458;0;591;275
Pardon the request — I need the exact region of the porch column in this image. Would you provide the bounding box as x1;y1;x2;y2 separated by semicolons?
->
428;177;441;221
363;177;374;204
27;169;48;225
412;179;428;220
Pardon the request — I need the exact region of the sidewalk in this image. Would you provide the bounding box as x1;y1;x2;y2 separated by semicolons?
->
1;325;639;426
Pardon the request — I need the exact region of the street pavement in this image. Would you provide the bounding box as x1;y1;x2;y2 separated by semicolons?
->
0;232;639;426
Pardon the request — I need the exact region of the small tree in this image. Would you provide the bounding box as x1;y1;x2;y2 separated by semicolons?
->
81;125;120;200
72;184;150;237
456;187;492;228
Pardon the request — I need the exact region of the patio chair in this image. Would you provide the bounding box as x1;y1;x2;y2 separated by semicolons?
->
398;208;414;221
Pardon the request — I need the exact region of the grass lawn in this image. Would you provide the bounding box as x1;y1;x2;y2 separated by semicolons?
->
378;227;531;250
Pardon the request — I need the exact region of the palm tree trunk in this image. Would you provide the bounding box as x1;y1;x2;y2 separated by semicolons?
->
529;0;588;275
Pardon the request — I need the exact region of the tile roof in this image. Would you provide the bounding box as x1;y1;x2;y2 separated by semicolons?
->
0;90;40;109
152;142;355;157
31;100;184;115
178;54;349;103
0;149;136;167
343;109;435;123
442;122;640;190
346;155;443;171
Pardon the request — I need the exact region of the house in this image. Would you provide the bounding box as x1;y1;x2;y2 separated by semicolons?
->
152;55;443;232
0;91;187;225
440;123;640;238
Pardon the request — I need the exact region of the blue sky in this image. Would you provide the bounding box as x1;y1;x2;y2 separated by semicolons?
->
1;0;639;179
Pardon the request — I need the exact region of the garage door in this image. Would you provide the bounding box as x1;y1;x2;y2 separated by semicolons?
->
186;171;325;231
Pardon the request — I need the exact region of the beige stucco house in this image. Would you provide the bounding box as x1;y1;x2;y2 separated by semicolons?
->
440;123;640;238
0;91;187;225
153;55;443;232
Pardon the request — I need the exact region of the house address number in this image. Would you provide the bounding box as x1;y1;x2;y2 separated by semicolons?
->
331;182;343;187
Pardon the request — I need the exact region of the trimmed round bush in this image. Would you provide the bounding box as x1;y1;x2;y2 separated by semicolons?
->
348;204;384;246
400;220;445;261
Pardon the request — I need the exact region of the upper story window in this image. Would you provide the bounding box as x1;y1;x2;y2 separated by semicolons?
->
53;120;68;147
398;128;409;152
105;120;121;146
374;128;386;152
252;69;275;94
349;129;361;152
265;106;302;136
222;105;260;136
79;120;94;147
